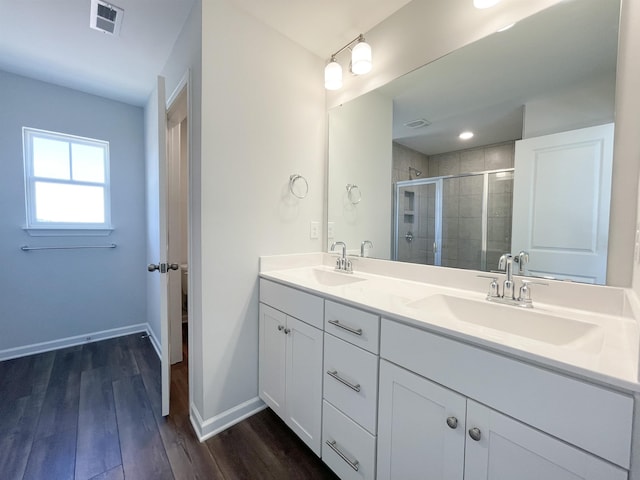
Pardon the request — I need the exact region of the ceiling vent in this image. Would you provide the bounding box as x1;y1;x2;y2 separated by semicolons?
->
90;0;124;36
404;118;432;129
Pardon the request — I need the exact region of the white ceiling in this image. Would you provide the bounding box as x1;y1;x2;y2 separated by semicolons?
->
229;0;413;58
0;0;197;106
0;0;412;106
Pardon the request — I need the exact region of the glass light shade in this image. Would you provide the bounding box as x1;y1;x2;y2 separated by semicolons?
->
324;60;343;90
351;41;372;75
473;0;501;8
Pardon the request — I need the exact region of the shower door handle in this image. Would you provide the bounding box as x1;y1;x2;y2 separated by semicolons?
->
433;242;437;254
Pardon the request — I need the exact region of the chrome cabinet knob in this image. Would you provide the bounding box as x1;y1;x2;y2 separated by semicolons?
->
446;416;458;429
277;325;284;331
284;328;291;334
468;427;482;441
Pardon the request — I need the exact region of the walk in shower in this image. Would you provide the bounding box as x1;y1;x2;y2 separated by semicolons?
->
394;168;514;272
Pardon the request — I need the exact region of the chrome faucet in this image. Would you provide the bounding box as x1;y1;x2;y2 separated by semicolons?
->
498;253;516;300
331;241;353;273
360;240;373;257
478;253;547;308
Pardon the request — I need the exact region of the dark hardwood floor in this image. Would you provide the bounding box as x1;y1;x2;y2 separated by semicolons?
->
0;326;339;480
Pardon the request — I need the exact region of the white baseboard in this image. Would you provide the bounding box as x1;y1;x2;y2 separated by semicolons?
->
0;323;151;361
146;327;162;359
190;397;267;442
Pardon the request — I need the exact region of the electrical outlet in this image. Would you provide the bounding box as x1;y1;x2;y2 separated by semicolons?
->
310;221;320;240
328;222;335;239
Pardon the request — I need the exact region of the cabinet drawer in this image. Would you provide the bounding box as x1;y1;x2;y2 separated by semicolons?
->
381;319;633;469
259;279;324;329
325;300;380;353
323;334;379;434
322;400;376;480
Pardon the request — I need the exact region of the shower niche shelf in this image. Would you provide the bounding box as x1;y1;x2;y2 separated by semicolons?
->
403;191;415;223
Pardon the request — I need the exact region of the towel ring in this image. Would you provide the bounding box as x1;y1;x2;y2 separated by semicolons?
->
289;174;309;199
346;184;361;204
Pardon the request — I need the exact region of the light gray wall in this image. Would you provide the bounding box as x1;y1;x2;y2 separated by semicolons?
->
199;0;325;429
0;70;146;355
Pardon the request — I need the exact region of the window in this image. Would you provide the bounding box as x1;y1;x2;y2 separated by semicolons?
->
23;127;111;233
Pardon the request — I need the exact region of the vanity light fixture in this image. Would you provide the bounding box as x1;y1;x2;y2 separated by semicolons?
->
497;22;515;32
473;0;501;9
459;131;474;140
324;34;372;90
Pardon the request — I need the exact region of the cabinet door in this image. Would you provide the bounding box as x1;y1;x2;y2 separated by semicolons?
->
377;360;466;480
286;315;323;456
464;400;627;480
258;303;286;418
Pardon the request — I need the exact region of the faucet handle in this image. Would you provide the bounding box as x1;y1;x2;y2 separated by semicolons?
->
518;279;548;302
345;258;353;273
477;275;500;298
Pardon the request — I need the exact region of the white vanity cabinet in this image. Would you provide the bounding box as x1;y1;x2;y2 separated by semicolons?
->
322;301;380;480
378;360;627;480
377;359;467;480
378;319;632;480
258;280;324;455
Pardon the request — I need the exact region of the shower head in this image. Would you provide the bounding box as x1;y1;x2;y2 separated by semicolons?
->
409;167;423;178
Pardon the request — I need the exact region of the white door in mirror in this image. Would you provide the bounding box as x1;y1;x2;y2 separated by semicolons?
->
511;123;614;284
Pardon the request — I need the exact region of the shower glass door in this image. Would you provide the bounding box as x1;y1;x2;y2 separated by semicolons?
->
395;169;514;272
394;180;440;265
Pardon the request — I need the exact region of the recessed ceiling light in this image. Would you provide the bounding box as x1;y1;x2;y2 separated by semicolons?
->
497;23;515;32
474;0;501;9
459;131;474;140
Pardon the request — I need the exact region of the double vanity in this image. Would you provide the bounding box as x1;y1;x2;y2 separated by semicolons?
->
258;252;640;479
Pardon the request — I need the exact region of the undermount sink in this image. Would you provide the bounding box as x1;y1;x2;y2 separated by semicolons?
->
406;294;603;348
286;267;367;287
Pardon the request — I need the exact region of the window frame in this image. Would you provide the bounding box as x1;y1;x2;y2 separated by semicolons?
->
22;127;113;235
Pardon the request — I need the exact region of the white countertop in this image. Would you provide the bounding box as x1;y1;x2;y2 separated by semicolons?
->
259;253;640;393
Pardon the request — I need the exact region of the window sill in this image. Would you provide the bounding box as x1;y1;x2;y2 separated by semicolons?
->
23;226;114;237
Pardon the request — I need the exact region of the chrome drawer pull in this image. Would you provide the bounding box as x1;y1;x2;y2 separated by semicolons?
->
326;440;359;471
328;319;363;336
327;369;361;392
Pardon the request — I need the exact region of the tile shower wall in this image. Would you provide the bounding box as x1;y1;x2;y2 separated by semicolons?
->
394;141;514;270
392;142;430;183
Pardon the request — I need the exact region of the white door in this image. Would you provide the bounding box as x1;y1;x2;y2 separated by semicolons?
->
285;315;323;456
464;400;626;480
377;360;466;480
258;303;287;417
146;75;172;417
511;124;614;283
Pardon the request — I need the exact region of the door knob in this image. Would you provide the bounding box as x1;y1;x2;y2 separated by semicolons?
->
148;263;180;273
